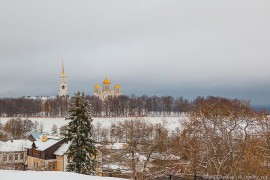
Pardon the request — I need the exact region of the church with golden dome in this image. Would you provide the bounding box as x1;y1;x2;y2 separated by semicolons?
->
93;78;122;100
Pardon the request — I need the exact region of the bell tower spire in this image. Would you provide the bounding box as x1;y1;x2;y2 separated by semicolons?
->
61;59;66;77
59;60;68;97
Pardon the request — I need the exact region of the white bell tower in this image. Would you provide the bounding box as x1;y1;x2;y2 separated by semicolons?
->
59;60;68;97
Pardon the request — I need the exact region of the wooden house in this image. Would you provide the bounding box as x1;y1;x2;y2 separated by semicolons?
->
27;135;64;171
0;140;32;170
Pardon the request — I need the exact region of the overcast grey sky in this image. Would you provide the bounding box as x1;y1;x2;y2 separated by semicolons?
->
0;0;270;105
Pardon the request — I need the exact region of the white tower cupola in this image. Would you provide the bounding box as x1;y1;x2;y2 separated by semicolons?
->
59;60;68;97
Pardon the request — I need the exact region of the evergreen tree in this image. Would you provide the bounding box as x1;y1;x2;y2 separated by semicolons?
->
64;91;96;175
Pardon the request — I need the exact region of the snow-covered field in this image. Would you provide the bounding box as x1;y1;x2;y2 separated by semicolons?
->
0;117;186;133
0;170;126;180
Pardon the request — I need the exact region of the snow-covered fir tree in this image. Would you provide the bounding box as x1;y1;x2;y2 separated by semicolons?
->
64;91;96;175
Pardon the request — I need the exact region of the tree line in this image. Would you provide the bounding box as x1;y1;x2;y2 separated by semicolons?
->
0;97;68;117
0;95;192;117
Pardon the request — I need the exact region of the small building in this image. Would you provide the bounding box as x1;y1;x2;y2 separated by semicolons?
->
0;139;32;170
27;134;64;171
26;133;102;174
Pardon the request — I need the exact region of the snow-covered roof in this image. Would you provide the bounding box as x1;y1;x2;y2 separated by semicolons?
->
102;164;125;170
0;170;126;180
34;138;62;151
105;143;127;150
54;142;102;156
0;140;32;152
102;164;131;174
30;132;61;141
54;142;71;156
152;153;181;161
124;153;147;162
29;132;41;140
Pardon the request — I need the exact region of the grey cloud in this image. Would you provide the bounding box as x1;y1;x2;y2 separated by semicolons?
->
0;0;270;105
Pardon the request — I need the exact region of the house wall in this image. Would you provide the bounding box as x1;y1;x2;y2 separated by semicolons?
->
56;154;69;172
56;155;63;171
63;154;68;172
56;154;68;172
0;151;27;169
27;156;56;171
56;150;102;175
0;151;26;164
96;150;103;176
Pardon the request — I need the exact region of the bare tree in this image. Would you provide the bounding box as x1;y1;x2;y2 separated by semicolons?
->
4;118;34;139
180;97;259;176
103;118;171;179
39;122;44;133
59;125;68;136
33;121;40;132
51;124;58;135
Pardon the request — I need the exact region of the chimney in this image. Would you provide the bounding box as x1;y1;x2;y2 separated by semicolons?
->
41;135;48;142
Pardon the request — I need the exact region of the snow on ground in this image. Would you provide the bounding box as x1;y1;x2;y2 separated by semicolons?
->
0;117;187;133
105;143;127;149
0;170;126;180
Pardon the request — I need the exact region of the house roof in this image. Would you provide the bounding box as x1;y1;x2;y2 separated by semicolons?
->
33;138;62;151
54;142;71;156
29;132;41;140
105;143;127;150
0;140;32;152
54;142;102;156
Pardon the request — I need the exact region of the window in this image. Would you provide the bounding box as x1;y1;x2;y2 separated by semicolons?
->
15;154;18;160
3;155;7;162
20;153;24;160
33;161;39;167
34;150;37;157
9;154;13;161
49;162;56;170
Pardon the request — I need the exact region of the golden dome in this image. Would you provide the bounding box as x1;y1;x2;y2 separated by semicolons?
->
94;84;100;89
103;78;111;85
114;85;121;89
